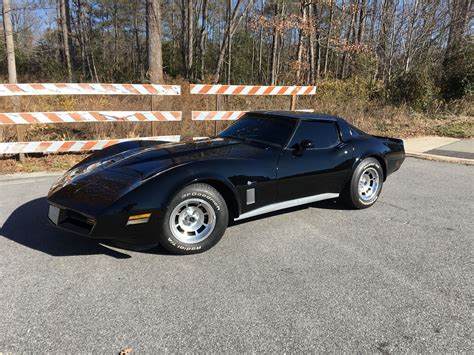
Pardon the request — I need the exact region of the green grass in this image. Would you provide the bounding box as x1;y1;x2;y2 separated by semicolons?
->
433;120;474;138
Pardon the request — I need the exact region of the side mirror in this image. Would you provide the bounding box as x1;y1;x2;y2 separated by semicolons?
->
292;139;313;156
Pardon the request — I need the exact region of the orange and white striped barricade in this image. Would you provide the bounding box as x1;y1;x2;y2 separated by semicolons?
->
0;136;181;155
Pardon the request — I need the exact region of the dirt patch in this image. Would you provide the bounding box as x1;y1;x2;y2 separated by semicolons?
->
0;153;87;174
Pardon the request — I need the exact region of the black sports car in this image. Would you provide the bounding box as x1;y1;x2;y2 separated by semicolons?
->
47;111;405;254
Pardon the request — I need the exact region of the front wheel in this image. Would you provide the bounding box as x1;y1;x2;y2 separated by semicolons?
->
158;183;228;254
342;157;384;209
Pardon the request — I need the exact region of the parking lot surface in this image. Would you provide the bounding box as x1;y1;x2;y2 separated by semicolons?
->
0;158;472;352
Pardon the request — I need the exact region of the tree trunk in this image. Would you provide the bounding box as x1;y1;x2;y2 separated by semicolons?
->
214;0;246;83
340;0;356;79
2;0;17;84
256;0;265;83
369;0;377;42
323;0;334;77
258;26;263;82
2;0;19;158
378;0;395;84
386;2;397;85
296;2;307;83
315;3;322;81
170;0;177;75
133;0;144;80
403;0;419;73
112;0;118;66
357;0;367;43
148;0;164;83
76;0;89;80
226;0;232;84
308;2;318;84
59;0;73;81
446;0;472;59
186;0;193;79
146;0;150;72
270;3;279;86
199;0;208;81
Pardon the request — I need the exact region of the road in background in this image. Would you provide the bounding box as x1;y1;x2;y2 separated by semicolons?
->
0;158;472;352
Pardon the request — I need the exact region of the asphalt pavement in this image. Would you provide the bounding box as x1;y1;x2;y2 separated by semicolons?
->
0;158;472;352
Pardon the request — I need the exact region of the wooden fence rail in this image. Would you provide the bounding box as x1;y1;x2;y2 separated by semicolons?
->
0;83;317;155
0;83;180;96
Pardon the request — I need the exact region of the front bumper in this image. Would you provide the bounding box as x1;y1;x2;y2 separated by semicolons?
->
47;202;163;245
48;203;97;236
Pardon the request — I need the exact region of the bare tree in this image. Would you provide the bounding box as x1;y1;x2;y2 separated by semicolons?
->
179;0;194;79
186;0;193;79
59;0;73;81
446;0;472;58
214;0;249;83
2;0;17;84
295;1;307;83
198;0;208;80
323;0;335;77
357;0;367;43
378;0;396;84
0;0;470;104
270;2;281;85
148;0;164;83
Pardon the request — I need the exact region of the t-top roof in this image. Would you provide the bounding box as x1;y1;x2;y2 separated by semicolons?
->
248;110;342;122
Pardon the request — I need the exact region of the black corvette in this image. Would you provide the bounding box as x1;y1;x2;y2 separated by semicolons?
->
47;111;405;254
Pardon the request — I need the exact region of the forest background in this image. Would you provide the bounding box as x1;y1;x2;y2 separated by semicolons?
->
0;0;472;155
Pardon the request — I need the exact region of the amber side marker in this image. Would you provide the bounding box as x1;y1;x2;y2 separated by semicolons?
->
126;213;152;226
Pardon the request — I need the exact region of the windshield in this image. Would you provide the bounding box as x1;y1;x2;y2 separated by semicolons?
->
218;114;296;147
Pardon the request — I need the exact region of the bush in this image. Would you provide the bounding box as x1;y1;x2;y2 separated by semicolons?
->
316;77;372;103
387;70;439;111
441;42;474;101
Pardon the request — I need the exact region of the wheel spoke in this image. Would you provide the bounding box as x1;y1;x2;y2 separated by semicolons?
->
358;168;380;201
169;198;217;244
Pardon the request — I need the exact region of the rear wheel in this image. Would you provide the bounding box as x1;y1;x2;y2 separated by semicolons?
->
159;183;228;254
343;157;383;209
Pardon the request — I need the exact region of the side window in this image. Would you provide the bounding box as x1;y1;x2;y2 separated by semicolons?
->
289;121;340;149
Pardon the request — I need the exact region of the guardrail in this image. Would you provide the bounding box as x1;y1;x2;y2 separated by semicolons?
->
0;83;317;155
0;136;181;155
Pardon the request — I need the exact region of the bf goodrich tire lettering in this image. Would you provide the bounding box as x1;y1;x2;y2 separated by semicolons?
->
159;183;229;255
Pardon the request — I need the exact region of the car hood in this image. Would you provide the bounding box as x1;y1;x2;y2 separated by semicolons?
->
105;137;239;178
47;137;243;214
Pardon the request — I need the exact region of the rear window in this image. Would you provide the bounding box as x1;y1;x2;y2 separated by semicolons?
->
289;121;340;149
349;124;369;137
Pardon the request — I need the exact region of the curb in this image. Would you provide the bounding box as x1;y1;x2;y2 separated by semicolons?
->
406;152;474;166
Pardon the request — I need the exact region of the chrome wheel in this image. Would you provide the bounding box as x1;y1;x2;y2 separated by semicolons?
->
169;198;216;244
358;167;380;201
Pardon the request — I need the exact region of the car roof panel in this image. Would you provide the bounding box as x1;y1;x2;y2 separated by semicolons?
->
247;110;341;122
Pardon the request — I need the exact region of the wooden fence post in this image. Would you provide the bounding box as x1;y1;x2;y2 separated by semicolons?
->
214;95;221;136
13;97;25;162
290;95;297;111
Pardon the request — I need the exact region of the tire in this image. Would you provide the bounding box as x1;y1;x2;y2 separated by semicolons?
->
342;157;384;209
158;183;229;254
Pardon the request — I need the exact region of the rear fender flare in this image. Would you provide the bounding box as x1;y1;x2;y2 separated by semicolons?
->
352;154;387;181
